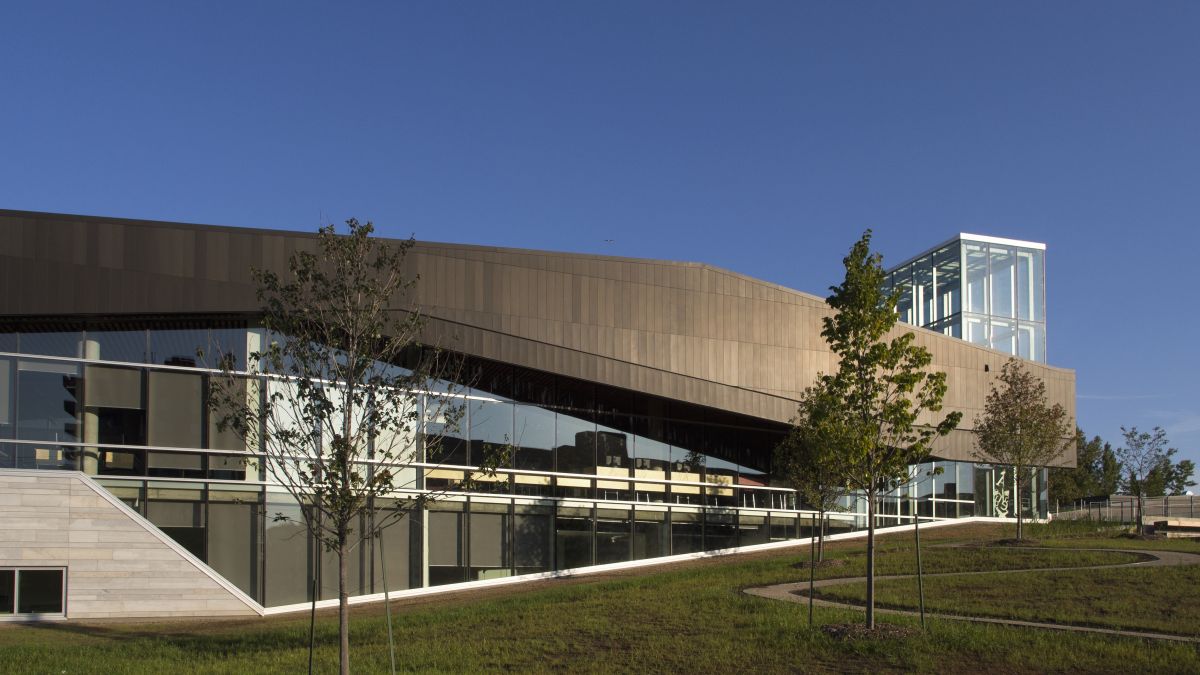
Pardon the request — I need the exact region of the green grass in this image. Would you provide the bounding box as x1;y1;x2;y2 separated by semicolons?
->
0;522;1197;674
816;565;1200;638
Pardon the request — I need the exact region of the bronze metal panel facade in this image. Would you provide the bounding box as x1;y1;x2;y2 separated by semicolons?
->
0;209;1077;466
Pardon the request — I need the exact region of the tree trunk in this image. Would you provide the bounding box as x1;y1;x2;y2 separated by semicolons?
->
816;507;825;563
865;488;876;630
914;507;925;629
339;530;350;675
807;515;816;627
1137;492;1144;536
1015;472;1024;541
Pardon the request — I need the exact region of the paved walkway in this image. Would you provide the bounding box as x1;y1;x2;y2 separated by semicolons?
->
744;546;1200;643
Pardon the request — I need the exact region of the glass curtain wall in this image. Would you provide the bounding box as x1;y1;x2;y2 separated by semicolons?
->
2;318;1032;608
887;237;1046;362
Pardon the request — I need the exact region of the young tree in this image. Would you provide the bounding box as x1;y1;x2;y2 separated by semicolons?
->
973;358;1073;540
1115;426;1171;536
776;386;848;565
775;387;849;626
814;230;960;630
209;220;506;675
1048;428;1122;504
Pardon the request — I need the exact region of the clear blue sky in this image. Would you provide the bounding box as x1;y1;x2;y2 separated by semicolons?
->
2;2;1197;480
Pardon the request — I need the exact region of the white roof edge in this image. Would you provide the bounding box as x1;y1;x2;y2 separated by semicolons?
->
887;232;1048;272
958;233;1047;251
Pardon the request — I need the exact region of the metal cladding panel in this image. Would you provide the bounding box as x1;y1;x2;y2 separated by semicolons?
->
0;209;1077;466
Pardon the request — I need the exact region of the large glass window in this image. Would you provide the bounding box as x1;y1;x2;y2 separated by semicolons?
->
147;451;204;479
85;330;147;363
147;371;203;448
989;246;1015;318
670;509;703;554
428;503;466;585
555;414;595;475
633;509;668;560
632;434;669;503
555;506;593;570
146;484;206;559
372;499;413;593
467;400;512;494
5;569;65;615
16;360;80;443
933;244;962;322
964;243;988;314
513;504;552;574
207;486;262;599
595;417;632;501
0;570;12;614
19;331;81;358
595;507;631;565
264;495;313;606
469;501;511;580
0;358;12;440
84;365;145;446
149;329;212;368
513;405;554;471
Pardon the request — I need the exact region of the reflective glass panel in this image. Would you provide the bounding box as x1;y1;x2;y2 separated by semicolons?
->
265;496;312;606
514;505;552;573
513;405;554;472
989;246;1015;318
17;570;63;614
85;330;147;363
16;361;80;443
469;504;510;580
595;507;631;565
555;413;595;475
19;331;82;358
555;506;593;569
0;570;12;614
149;329;209;367
964;243;988;314
632;509;668;560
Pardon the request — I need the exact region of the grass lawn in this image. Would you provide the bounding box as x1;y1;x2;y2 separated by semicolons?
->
816;560;1200;638
1;522;1197;674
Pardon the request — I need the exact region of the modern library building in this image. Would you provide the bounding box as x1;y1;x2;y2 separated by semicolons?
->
0;210;1075;619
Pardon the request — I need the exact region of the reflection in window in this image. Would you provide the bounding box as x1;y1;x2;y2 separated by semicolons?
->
147;497;206;560
595;507;630;565
513;405;554;471
265;496;313;606
670;510;703;554
513;505;552;573
555;506;592;569
148;371;202;448
0;359;11;439
85;330;147;363
989;246;1015;318
149;329;209;368
147;451;204;479
6;569;65;614
469;503;510;580
18;331;81;358
84;365;145;446
555;414;595;475
428;505;466;586
16;361;80;443
99;449;144;475
965;244;988;314
633;509;668;559
208;489;262;599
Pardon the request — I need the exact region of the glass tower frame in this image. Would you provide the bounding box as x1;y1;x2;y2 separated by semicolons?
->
886;233;1047;362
